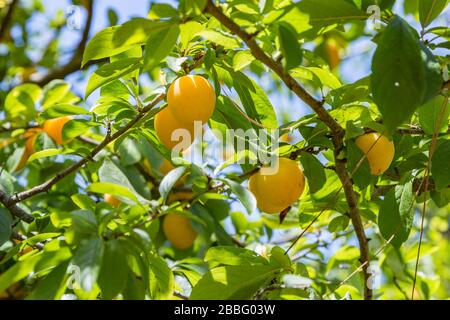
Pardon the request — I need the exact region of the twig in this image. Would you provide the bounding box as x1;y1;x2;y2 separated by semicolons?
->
173;291;189;300
10;94;165;203
11;231;45;250
0;0;18;43
411;96;449;299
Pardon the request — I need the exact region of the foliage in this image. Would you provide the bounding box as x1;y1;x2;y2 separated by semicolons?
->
0;0;450;300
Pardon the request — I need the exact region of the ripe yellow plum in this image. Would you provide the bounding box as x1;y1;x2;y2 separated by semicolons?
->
162;213;198;250
355;133;395;175
167;75;216;126
249;158;305;214
154;107;195;151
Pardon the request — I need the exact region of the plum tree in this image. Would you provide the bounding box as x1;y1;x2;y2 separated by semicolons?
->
0;0;449;302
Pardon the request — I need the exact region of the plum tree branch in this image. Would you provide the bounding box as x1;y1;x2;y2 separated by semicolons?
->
7;51;206;205
0;189;34;223
11;231;45;250
205;0;372;300
0;0;18;43
10;94;165;203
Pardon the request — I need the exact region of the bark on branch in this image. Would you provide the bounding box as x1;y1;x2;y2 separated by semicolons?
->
32;0;95;86
0;189;34;223
0;0;18;43
204;1;372;299
10;94;165;203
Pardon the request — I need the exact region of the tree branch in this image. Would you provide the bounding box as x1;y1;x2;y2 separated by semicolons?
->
9;51;206;204
32;0;95;86
204;1;372;300
11;231;45;250
0;189;34;223
0;0;18;43
10;94;165;203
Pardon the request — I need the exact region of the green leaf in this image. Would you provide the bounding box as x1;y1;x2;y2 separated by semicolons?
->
190;264;280;300
200;30;241;49
371;16;426;133
326;77;371;107
27;261;69;300
87;182;139;204
71;210;98;237
230;211;249;233
180;21;203;51
420;44;442;105
117;137;141;166
328;214;350;233
211;95;254;133
82;20;161;66
62;119;98;142
98;158;149;204
148;253;174;299
419;0;450;28
40;80;72;109
0;210;12;246
431;188;450;208
148;3;179;19
144;24;179;71
233;50;255;71
71;194;96;210
28;148;68;162
71;237;104;292
159;166;187;202
82;26;127;66
180;0;207;16
234;73;279;129
98;240;128;299
291;67;341;90
429;26;450;40
0;251;58;292
4;84;41;125
335;245;360;261
204;246;268;267
40;104;89;119
378;182;414;247
85;58;142;98
300;153;326;193
0;170;14;194
269;246;291;269
278;22;302;70
295;0;367;27
432;141;450;190
346;140;372;189
418;96;450;135
222;178;257;215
